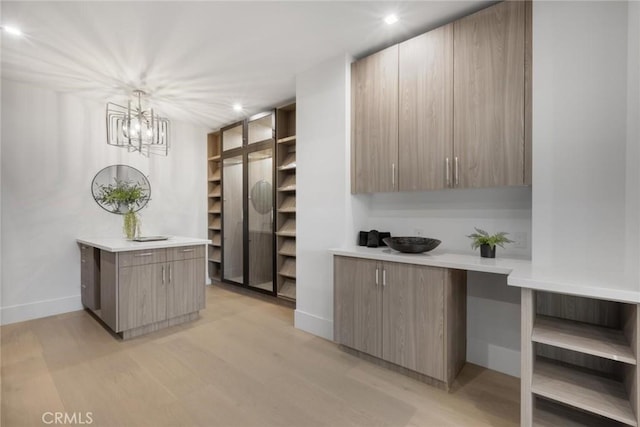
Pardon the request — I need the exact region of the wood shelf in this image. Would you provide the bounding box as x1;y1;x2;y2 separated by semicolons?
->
276;218;296;237
278;185;297;192
278;258;296;279
534;397;623;427
532;359;636;426
278;280;296;300
278;195;296;212
208;201;221;214
208;170;221;182
278;239;296;257
277;135;296;145
208;155;221;161
533;315;635;365
277;174;296;192
278;152;296;171
209;185;221;197
211;234;221;246
209;218;221;230
209;247;221;263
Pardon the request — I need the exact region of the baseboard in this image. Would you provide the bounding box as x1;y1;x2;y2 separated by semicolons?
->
0;295;83;325
466;337;521;378
294;309;333;341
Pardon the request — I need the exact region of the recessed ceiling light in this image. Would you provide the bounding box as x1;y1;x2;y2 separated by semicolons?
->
233;104;242;112
384;14;399;25
1;25;23;36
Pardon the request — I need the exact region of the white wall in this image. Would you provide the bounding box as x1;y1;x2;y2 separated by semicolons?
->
532;1;637;291
296;53;368;339
0;80;208;324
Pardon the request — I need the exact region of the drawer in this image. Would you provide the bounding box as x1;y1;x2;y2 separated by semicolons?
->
166;245;205;262
118;248;166;267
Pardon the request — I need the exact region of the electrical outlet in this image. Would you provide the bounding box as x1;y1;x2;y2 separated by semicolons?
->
512;232;527;249
413;228;424;236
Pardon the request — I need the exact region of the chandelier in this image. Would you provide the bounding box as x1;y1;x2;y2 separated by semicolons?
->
106;90;170;156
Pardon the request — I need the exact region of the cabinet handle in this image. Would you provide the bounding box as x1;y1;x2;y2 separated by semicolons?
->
81;259;86;263
445;157;451;187
162;266;166;284
135;252;154;257
454;156;459;186
392;163;396;189
81;284;87;289
169;265;172;283
180;248;195;253
382;269;386;287
375;267;379;286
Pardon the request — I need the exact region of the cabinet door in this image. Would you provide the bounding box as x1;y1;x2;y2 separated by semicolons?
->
453;1;525;188
334;256;383;358
167;258;205;319
119;264;166;331
399;24;453;191
351;45;399;194
382;262;445;380
80;245;100;310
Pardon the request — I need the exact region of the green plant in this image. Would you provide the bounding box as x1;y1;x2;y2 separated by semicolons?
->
95;178;149;212
467;228;514;250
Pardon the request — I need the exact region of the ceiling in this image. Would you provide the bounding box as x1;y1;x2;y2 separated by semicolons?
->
1;1;491;130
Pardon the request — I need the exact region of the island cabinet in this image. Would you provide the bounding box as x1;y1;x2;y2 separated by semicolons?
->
78;239;207;340
334;256;466;389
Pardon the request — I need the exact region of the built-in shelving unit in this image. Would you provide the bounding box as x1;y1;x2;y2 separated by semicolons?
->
522;290;639;427
275;103;296;301
207;131;222;281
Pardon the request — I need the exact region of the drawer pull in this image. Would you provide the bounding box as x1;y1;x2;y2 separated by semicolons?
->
134;253;154;257
180;249;195;253
81;259;86;263
81;284;87;289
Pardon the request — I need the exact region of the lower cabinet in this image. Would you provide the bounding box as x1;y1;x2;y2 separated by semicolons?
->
334;256;466;387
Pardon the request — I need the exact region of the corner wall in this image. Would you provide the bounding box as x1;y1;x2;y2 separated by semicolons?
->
0;80;209;324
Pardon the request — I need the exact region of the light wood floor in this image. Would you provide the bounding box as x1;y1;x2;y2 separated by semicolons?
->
1;285;520;427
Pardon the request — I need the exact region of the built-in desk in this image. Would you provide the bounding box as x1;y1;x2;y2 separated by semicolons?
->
329;247;640;426
77;237;210;339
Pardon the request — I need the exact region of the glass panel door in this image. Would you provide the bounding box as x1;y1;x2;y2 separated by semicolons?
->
247;148;274;292
248;113;274;145
222;123;243;151
222;155;244;284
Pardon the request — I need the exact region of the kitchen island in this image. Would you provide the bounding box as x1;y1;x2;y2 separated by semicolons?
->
77;236;210;339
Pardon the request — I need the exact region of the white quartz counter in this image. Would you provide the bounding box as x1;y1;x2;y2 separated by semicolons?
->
329;247;640;303
77;236;211;252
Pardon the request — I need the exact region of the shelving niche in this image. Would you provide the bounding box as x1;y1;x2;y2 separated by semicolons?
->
276;103;297;301
522;290;639;426
207;131;222;281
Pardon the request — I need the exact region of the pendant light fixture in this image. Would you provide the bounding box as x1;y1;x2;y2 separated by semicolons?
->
106;90;170;156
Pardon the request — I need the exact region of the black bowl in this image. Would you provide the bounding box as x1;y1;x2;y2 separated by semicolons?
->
382;237;441;254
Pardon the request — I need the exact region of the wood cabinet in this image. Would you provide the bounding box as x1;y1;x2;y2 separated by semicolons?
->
80;243;206;339
334;256;466;387
351;1;531;193
399;24;453;191
453;0;527;188
351;45;399;194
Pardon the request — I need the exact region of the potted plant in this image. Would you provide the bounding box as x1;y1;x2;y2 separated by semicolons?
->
467;228;514;258
95;179;150;239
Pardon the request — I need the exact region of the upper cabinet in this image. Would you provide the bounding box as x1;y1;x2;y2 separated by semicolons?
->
351;1;531;194
351;45;399;194
399;24;453;191
453;0;527;188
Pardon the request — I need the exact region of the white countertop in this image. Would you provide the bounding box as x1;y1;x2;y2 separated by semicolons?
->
329;247;640;303
77;236;211;252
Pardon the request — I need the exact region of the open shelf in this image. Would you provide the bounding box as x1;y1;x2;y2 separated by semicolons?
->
207;155;221;161
278;280;296;300
278;239;296;257
278;258;296;279
278;195;296;213
209;248;221;263
278;152;296;171
277;174;296;192
211;234;221;246
533;315;635;365
208;201;221;214
276;218;296;237
532;359;636;426
534;396;624;427
209;217;221;230
209;170;221;181
209;185;221;197
277;135;296;145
